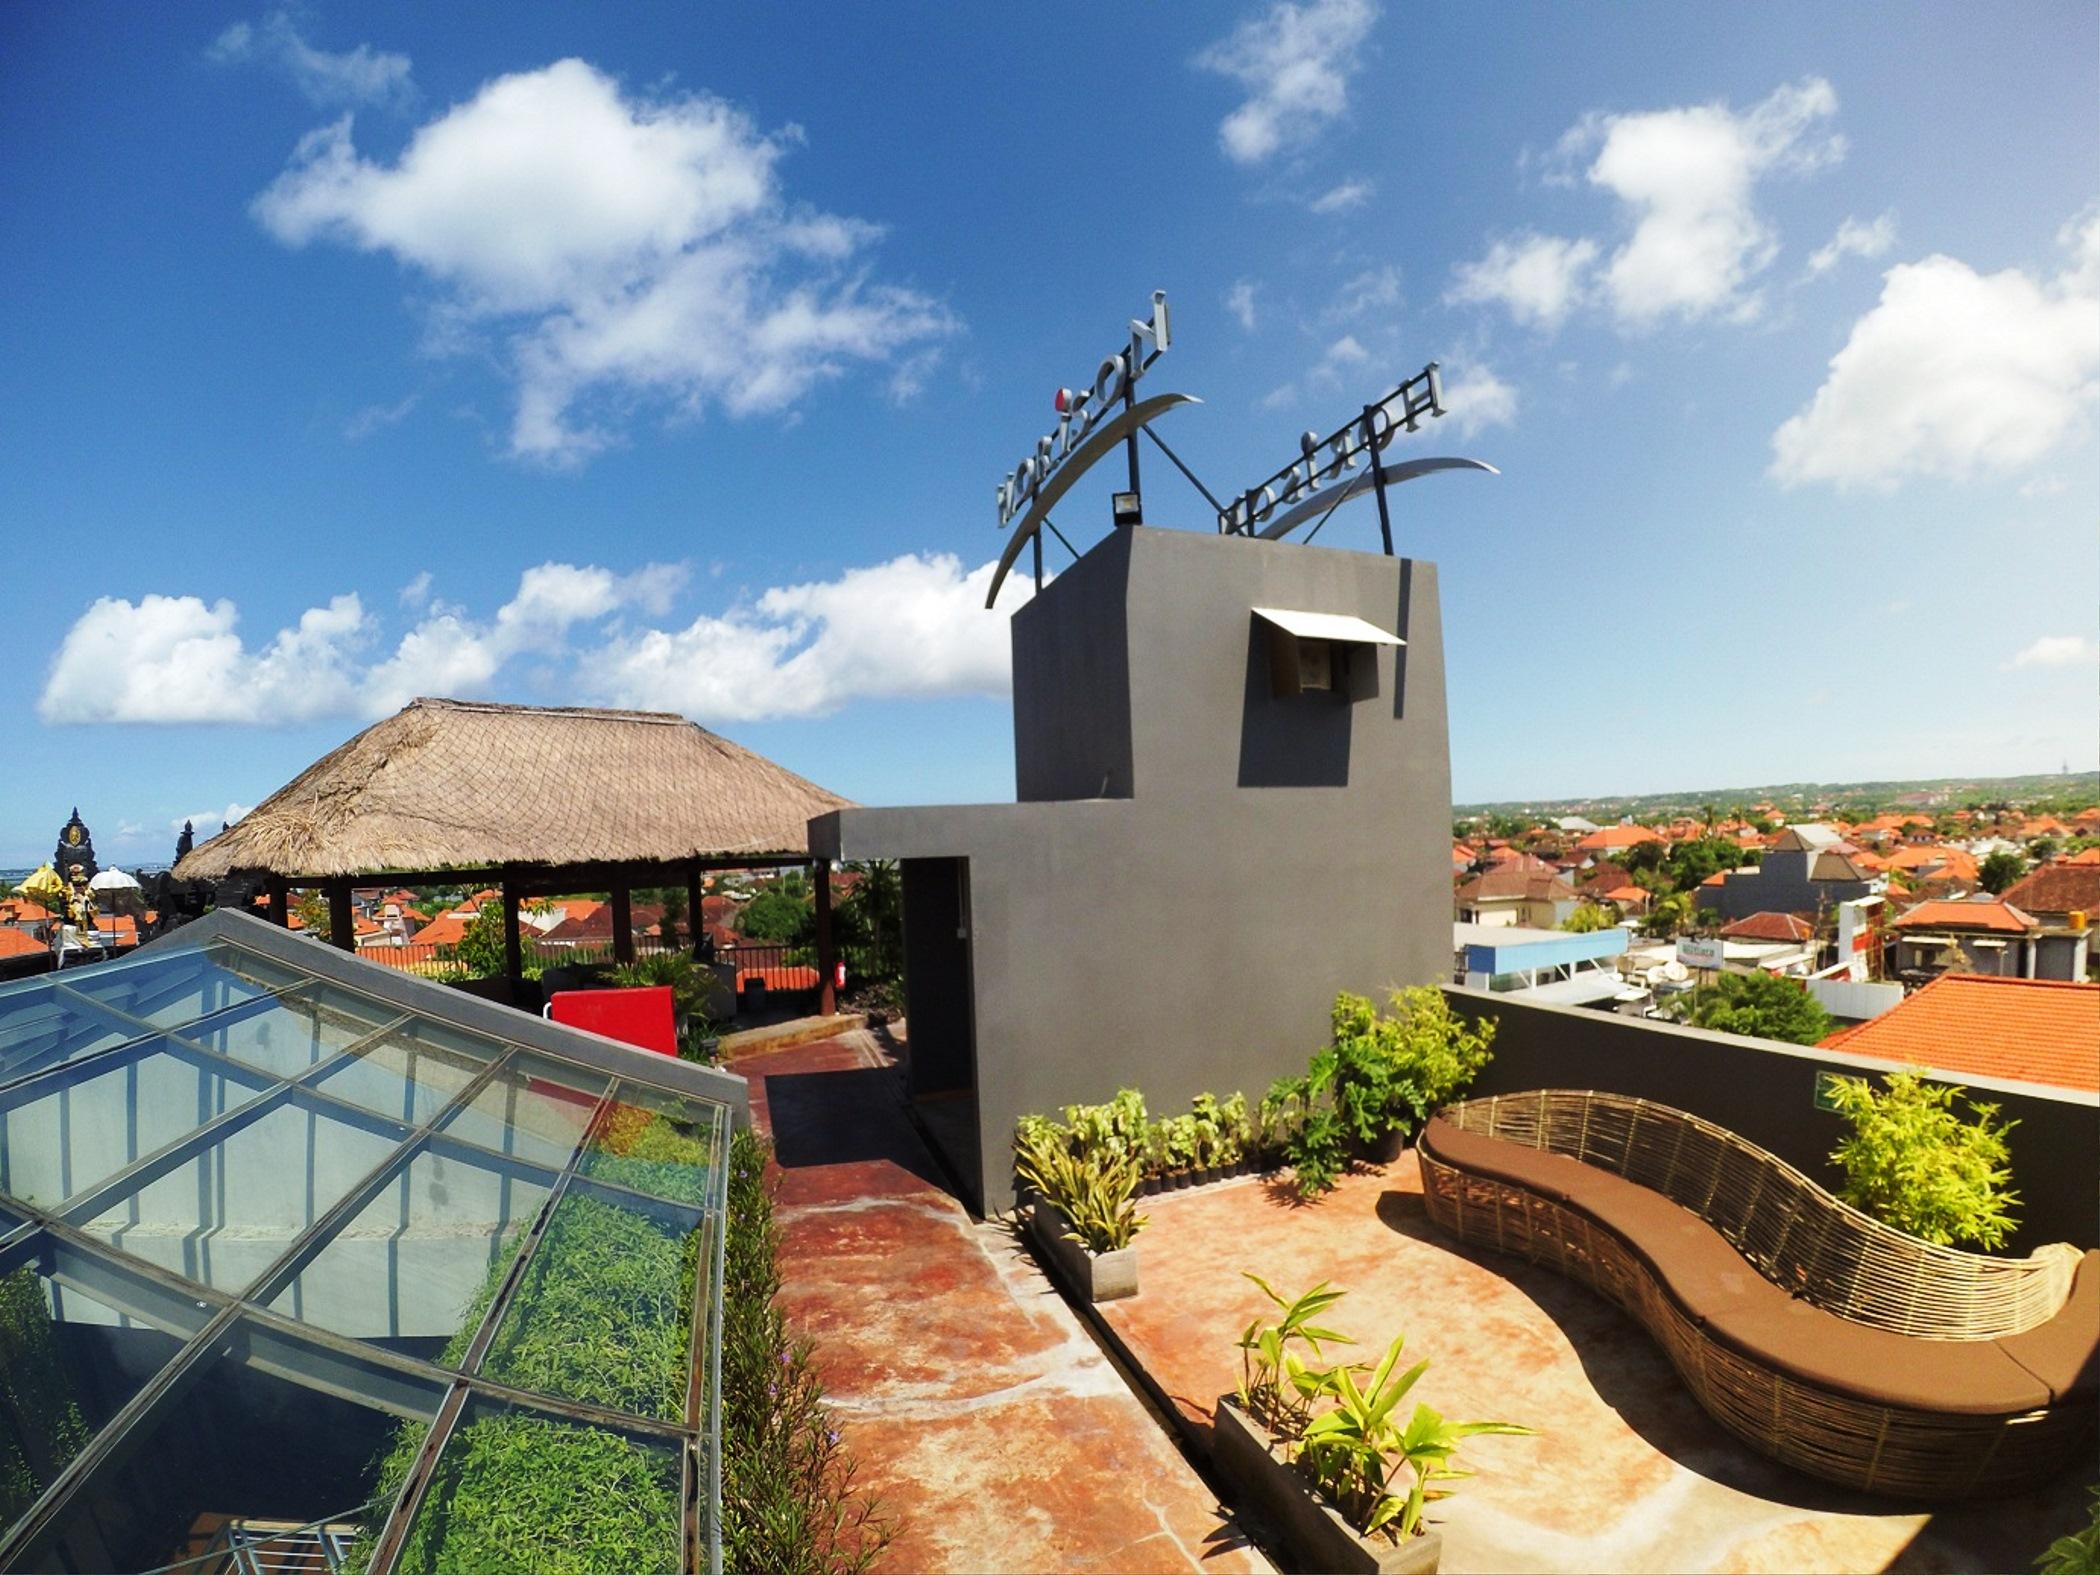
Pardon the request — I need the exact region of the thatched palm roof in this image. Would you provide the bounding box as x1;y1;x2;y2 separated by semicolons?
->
175;698;854;881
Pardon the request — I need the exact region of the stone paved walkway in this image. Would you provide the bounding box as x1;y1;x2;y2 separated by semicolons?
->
735;1028;1272;1575
1095;1153;2088;1575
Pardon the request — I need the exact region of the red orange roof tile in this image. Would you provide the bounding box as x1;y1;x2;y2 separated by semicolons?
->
1820;974;2098;1092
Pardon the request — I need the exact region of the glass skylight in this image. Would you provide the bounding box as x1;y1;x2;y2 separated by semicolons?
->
0;912;741;1575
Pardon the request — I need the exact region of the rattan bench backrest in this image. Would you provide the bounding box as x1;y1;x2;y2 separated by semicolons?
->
1441;1090;2077;1338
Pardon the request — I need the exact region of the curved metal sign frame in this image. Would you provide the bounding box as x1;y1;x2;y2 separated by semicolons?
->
1255;456;1500;542
985;392;1202;608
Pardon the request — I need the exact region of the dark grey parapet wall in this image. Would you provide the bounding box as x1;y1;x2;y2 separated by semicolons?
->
814;528;1453;1212
1443;986;2098;1253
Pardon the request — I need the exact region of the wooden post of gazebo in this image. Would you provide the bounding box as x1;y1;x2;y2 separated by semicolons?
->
813;861;837;1017
611;881;635;965
500;872;523;982
267;877;288;928
685;862;704;957
326;880;354;952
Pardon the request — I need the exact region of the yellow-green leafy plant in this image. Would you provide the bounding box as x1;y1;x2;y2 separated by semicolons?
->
2036;1486;2100;1575
1231;1278;1532;1545
1015;1126;1147;1253
1824;1066;2021;1248
1297;1333;1532;1542
1235;1273;1352;1433
1060;1087;1151;1167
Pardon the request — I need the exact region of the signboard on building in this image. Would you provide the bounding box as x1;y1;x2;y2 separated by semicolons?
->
1676;937;1725;971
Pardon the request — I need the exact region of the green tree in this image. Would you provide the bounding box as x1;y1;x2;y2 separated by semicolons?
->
835;861;903;984
1643;891;1696;939
444;902;509;979
737;887;813;943
1681;971;1836;1046
1617;839;1667;877
1561;902;1617;933
1978;850;2028;895
1664;836;1754;894
294;889;329;935
1824;1068;2020;1248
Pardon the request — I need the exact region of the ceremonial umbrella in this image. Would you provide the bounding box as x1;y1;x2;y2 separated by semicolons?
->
15;864;64;903
89;867;142;893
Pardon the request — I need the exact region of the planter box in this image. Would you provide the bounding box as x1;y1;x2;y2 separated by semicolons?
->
1026;1201;1138;1302
1211;1394;1441;1575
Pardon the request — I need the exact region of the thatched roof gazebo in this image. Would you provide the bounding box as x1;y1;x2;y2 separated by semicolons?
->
176;698;854;997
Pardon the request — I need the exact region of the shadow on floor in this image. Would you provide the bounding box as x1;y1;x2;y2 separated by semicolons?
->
1372;1187;1918;1516
764;1064;957;1196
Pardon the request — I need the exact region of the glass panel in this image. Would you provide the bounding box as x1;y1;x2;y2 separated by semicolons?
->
437;1054;605;1168
398;1399;682;1575
268;1145;551;1356
479;1187;705;1421
17;1326;445;1575
582;1086;728;1207
0;980;137;1083
79;1101;399;1292
0;1045;270;1210
305;1020;490;1126
0;1237;206;1535
184;984;400;1081
60;942;298;1033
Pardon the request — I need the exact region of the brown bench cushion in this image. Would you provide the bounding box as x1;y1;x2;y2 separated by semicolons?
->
1421;1115;2058;1417
1702;1294;2050;1416
1997;1250;2100;1402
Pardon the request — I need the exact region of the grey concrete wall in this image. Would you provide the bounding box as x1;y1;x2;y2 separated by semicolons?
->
1701;851;1870;921
1443;987;2098;1253
817;528;1453;1211
1011;532;1133;802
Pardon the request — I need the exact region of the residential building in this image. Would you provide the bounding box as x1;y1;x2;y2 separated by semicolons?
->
1697;824;1875;922
1455;866;1580;929
1453;921;1631;1007
1997;861;2100;981
1819;973;2099;1094
1888;897;2059;982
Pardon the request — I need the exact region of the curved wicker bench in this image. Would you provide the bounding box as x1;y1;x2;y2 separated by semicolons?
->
1417;1090;2098;1498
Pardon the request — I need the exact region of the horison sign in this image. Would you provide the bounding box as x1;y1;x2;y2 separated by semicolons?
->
986;291;1201;608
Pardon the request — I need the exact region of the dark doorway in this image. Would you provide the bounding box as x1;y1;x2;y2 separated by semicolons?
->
899;858;980;1208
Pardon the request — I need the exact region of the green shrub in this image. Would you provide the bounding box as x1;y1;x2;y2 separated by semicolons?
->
1680;970;1836;1046
721;1130;891;1572
1015;1125;1148;1252
1825;1067;2021;1248
2037;1486;2100;1575
1272;990;1497;1197
0;1267;91;1524
607;953;722;1062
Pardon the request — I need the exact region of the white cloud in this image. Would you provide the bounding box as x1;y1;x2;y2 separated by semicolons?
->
1446;232;1599;330
885;348;943;405
2020;474;2070;499
1262;332;1373;408
1194;0;1379;166
1310;179;1373;213
1556;77;1843;327
344;393;418;440
252;59;953;466
1225;279;1260;332
41;556;1021;729
39;593;371;725
583;553;1023;721
176;805;254;834
209;13;414;110
1771;209;2100;489
2005;635;2098;670
1439;364;1518;437
1805;210;1896;276
1328;264;1401;321
399;571;433;608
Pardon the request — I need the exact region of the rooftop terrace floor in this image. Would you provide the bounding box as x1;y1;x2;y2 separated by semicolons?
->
1097;1155;2090;1575
739;1029;1270;1574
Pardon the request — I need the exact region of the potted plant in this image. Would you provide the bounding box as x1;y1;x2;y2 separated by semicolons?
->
1015;1128;1147;1301
1213;1275;1530;1574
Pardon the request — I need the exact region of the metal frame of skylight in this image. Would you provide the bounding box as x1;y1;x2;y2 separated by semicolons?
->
0;911;738;1575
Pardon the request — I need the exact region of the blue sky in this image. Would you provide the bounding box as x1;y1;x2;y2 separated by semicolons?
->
4;2;2096;867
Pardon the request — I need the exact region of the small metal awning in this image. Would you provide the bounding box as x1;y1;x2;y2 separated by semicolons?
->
1251;607;1404;646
